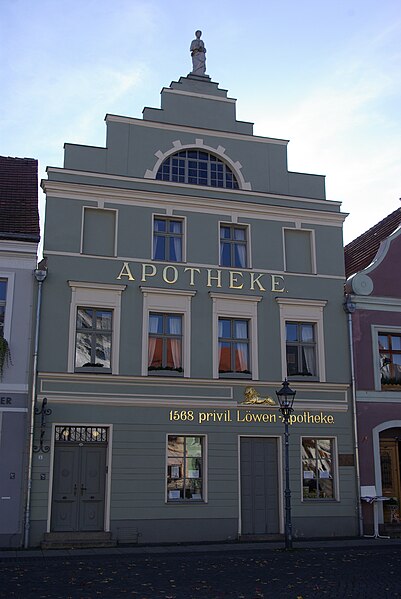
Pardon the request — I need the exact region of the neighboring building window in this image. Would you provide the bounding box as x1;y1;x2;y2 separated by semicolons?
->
156;150;239;189
286;322;316;377
218;318;250;377
220;224;247;268
379;333;401;388
167;436;203;502
0;279;7;337
302;438;335;500
148;313;183;375
153;217;183;262
75;307;113;371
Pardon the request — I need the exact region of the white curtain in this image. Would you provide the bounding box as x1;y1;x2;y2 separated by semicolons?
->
235;243;246;268
169;316;182;369
302;346;315;375
234;321;248;372
148;315;159;367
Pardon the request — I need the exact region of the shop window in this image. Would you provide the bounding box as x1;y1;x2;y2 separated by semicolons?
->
379;333;401;389
148;313;183;375
75;307;113;371
302;438;336;500
167;436;204;502
286;322;317;378
153;217;183;262
156;150;239;189
218;317;251;377
220;224;248;268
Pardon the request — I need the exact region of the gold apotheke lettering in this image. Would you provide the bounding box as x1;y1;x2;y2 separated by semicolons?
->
117;262;286;293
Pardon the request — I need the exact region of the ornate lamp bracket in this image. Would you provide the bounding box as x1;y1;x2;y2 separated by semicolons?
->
33;397;52;453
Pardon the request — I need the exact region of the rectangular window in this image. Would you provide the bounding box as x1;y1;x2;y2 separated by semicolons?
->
220;224;247;268
167;436;203;501
153;217;183;262
0;279;7;337
286;322;316;377
148;313;183;375
379;333;401;388
218;317;250;377
75;307;112;371
302;438;335;500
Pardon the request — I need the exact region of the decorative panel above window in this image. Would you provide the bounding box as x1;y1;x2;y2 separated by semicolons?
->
379;332;401;389
220;224;247;268
167;435;204;502
156;150;239;189
284;229;315;274
153;217;183;262
82;208;116;257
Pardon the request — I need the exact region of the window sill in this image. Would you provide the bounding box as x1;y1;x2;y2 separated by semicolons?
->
75;367;112;374
148;369;184;377
219;372;252;379
288;375;319;382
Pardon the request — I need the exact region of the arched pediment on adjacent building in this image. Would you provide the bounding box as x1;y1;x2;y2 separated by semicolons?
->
144;139;252;191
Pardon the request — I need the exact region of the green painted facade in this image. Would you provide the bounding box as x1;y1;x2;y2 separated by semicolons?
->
30;73;358;546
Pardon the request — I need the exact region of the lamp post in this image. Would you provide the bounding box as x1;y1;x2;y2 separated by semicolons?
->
276;379;296;550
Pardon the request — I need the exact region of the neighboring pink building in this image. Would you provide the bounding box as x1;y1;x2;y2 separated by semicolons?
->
345;207;401;535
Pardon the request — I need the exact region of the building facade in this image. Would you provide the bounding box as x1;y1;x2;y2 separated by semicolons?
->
0;156;40;548
30;71;358;547
345;207;401;534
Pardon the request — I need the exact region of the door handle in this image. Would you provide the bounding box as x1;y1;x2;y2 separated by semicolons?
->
73;483;77;496
80;484;87;495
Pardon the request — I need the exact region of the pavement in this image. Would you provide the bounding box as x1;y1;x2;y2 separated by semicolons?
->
1;538;401;598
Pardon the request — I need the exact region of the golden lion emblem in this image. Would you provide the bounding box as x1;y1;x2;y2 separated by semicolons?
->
241;386;276;406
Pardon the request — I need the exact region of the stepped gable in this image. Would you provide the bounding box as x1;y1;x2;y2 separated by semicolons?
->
0;155;40;242
344;206;401;278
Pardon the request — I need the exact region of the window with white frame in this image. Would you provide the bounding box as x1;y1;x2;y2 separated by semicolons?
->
68;282;125;374
286;322;317;377
153;216;184;262
220;224;248;268
210;293;261;380
277;298;327;382
379;332;401;388
148;313;183;375
75;307;113;371
167;435;204;502
302;438;336;500
141;288;195;378
218;317;251;376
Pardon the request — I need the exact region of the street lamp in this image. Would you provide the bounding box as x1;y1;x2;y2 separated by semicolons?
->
276;379;296;550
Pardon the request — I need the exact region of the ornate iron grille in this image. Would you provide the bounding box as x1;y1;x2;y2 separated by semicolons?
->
55;426;108;443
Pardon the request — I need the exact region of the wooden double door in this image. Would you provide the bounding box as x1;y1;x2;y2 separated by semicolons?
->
51;442;107;532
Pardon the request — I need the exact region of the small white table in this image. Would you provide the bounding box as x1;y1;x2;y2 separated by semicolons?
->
361;495;390;539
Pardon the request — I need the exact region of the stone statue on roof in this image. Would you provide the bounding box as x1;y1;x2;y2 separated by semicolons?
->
190;30;206;76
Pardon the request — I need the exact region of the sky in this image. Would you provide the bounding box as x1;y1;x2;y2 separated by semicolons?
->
1;0;400;248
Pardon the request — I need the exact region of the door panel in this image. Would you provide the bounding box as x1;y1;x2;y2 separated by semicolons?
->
51;446;79;532
240;437;279;535
79;446;107;531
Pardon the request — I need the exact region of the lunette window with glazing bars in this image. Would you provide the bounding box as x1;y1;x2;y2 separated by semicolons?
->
156;150;239;189
55;426;108;443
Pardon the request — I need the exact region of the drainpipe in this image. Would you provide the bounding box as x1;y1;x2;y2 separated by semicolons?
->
24;263;47;549
344;294;364;537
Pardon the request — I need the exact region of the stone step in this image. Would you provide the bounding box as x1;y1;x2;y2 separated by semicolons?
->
41;531;116;549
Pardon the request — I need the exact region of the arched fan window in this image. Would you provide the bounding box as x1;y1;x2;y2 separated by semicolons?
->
156;150;239;189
